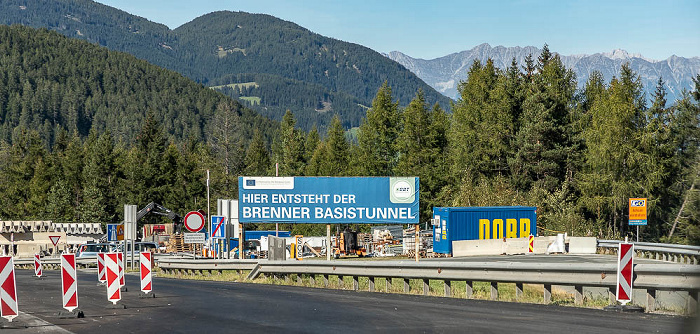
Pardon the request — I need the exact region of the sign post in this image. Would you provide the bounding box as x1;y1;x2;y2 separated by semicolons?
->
124;204;137;271
0;256;18;322
629;198;647;242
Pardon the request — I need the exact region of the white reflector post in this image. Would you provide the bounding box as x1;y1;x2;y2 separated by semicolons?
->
140;252;152;294
616;243;634;305
0;256;18;322
97;253;106;283
61;253;79;312
106;253;121;304
34;254;42;278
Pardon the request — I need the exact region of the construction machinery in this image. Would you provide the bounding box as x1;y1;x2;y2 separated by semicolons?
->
333;227;367;258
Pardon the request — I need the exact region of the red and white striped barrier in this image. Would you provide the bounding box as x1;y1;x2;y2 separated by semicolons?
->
105;253;121;304
61;253;79;312
34;254;42;278
118;252;124;287
97;253;106;283
0;256;18;322
140;252;152;294
616;242;634;304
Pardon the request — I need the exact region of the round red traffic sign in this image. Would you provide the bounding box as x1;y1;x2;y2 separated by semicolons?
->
183;211;205;232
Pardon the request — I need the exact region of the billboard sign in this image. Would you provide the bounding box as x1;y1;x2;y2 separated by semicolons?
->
629;198;647;226
238;177;419;224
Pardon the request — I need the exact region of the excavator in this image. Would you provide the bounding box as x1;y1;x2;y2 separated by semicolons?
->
136;202;183;236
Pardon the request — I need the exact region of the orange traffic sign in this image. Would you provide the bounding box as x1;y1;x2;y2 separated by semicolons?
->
629;198;647;225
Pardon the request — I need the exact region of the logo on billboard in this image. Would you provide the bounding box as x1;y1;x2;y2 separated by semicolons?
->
242;177;294;190
630;199;645;207
390;177;416;203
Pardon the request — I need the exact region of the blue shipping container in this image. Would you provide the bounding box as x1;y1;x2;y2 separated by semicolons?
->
432;206;537;254
228;230;292;249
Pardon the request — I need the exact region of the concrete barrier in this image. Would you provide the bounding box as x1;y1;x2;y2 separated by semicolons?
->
568;237;598;254
454;236;563;256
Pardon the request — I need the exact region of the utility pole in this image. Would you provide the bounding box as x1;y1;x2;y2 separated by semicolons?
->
206;169;210;258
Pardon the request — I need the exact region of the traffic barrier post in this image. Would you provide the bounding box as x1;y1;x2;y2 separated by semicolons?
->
34;254;42;278
0;256;18;322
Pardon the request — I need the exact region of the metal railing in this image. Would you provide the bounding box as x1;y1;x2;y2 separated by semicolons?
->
156;258;700;314
598;240;700;264
13;257;96;269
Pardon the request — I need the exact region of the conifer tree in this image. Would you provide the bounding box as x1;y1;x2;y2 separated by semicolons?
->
510;55;577;192
578;64;648;237
245;129;271;176
449;59;503;184
272;110;306;176
354;82;399;176
323;115;350;176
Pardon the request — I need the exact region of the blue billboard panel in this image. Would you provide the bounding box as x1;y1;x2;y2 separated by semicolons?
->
238;176;419;224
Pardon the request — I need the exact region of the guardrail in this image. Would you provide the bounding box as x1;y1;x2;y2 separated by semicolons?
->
13;257;97;269
157;258;700;314
598;240;700;264
158;258;259;273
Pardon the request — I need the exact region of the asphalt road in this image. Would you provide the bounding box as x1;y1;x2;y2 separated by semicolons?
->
2;269;695;334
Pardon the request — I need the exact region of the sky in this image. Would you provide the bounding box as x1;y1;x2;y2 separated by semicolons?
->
97;0;699;60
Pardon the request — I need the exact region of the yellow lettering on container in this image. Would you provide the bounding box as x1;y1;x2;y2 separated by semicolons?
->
493;219;504;239
520;218;531;237
506;219;518;238
479;219;490;240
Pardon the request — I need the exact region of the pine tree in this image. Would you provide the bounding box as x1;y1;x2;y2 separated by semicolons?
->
510;55;577;192
354;82;399;176
272;110;306;176
79;131;115;224
304;125;320;163
395;91;449;221
448;59;502;184
245;129;271;176
523;54;535;82
323;115;350;176
578;64;648;237
210;100;245;192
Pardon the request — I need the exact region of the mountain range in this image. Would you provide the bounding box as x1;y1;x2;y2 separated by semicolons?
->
0;0;451;132
386;43;700;103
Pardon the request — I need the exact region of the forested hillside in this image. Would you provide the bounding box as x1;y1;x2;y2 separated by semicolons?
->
0;25;276;224
264;47;700;244
0;0;452;130
0;22;697;244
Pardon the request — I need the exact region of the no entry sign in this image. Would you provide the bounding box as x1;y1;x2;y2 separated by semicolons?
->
184;211;206;232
